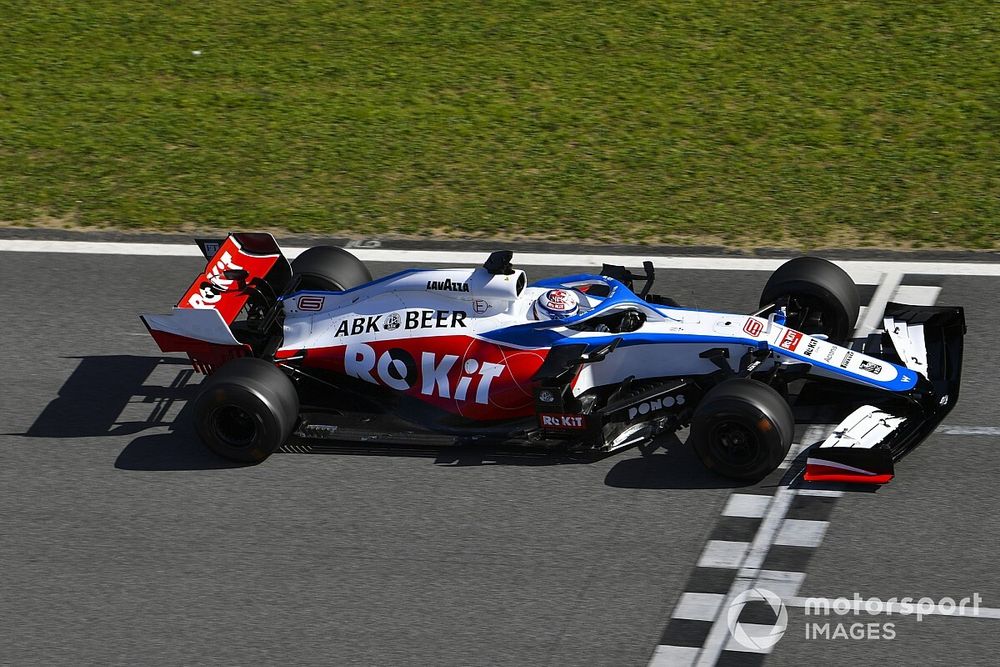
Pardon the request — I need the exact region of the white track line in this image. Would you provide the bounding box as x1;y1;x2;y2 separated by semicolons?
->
3;239;1000;277
692;424;829;666
650;646;699;665
774;519;829;548
936;426;1000;436
796;488;845;497
673;593;727;622
721;494;772;519
1;240;209;257
892;284;942;307
697;541;751;569
855;271;903;336
755;570;807;600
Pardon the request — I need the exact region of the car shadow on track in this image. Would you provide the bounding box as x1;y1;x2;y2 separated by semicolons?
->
15;354;775;484
23;355;186;438
14;354;240;471
603;434;755;490
278;440;598;467
114;421;241;471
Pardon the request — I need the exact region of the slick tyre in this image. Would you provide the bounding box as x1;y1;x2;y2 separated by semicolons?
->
689;379;794;482
760;256;860;342
193;358;299;463
291;246;372;291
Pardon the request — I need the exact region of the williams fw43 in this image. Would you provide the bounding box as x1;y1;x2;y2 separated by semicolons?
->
141;234;965;484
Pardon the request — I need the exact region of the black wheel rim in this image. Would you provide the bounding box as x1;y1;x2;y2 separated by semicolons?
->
708;420;761;467
212;405;258;448
782;295;839;338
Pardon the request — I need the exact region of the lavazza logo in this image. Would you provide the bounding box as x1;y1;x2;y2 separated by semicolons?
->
426;278;469;292
727;588;984;648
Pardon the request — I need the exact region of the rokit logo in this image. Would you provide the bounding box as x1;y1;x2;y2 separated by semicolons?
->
539;414;586;429
803;339;818;357
187;251;244;308
426;278;469;292
332;310;467;337
345;343;505;404
779;329;803;351
628;393;686;421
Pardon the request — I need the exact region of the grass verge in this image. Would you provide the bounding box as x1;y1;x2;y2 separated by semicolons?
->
1;1;997;248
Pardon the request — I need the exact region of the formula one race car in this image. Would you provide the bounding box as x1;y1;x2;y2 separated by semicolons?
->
141;233;965;484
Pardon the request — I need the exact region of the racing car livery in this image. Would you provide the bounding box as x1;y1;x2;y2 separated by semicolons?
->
141;233;965;484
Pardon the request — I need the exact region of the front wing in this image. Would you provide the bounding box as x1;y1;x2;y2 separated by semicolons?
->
804;303;965;484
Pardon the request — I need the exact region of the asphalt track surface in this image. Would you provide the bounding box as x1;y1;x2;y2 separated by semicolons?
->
2;248;998;665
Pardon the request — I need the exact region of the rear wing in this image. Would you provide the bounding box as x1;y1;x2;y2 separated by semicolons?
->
140;233;292;373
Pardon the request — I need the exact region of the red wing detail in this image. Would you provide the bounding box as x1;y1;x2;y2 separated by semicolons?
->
178;235;280;324
145;329;251;374
804;462;894;485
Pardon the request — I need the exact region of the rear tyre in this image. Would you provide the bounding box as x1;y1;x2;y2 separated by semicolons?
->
759;256;859;342
193;358;299;463
689;379;794;482
291;246;372;291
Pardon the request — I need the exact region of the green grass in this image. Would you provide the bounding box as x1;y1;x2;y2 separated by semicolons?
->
1;1;997;248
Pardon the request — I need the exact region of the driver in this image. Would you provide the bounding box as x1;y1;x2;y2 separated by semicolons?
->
533;288;581;320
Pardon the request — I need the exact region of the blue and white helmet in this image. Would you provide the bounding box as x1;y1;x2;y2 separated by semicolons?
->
533;289;580;320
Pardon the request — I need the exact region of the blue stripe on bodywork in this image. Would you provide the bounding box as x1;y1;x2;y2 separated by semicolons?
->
775;347;916;392
479;325;767;353
482;324;915;393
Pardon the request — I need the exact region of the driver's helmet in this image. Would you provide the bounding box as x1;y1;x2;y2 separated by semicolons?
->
533;289;580;320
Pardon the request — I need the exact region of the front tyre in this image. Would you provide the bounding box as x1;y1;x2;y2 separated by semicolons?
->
689;379;794;482
759;256;860;342
193;358;299;463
